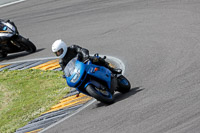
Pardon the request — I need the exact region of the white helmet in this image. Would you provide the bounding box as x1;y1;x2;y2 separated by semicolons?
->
52;39;68;58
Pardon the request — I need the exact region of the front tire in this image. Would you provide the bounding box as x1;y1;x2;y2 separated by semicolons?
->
16;36;36;53
117;75;131;93
86;85;114;104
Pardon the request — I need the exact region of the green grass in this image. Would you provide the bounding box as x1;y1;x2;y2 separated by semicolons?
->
0;69;70;133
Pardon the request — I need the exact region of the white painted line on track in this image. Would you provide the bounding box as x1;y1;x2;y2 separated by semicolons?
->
0;0;26;8
0;55;125;71
0;56;58;65
39;99;96;133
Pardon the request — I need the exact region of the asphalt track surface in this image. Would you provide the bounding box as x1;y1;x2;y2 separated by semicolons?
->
1;0;200;133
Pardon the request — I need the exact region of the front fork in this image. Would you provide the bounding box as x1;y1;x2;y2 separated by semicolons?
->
10;35;21;48
110;74;122;93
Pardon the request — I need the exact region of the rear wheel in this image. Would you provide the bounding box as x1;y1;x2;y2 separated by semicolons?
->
16;36;36;53
86;85;114;104
117;75;131;93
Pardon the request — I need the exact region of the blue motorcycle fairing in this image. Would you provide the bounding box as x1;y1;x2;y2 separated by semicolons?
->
86;64;112;89
66;60;87;87
66;59;112;96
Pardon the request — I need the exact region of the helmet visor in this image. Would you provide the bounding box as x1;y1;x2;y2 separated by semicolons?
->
54;49;63;57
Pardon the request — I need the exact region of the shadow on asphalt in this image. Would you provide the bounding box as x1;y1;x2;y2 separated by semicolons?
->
0;48;45;62
114;87;144;102
95;87;144;107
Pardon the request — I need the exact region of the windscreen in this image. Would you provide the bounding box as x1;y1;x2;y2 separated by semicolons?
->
64;58;77;77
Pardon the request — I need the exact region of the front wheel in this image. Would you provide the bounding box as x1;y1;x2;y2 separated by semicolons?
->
16;36;36;53
117;75;131;93
86;85;114;104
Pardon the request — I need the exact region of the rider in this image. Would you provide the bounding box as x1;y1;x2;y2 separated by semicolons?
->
51;39;121;74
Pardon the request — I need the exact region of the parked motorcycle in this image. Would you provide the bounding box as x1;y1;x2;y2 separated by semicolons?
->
0;20;36;58
64;54;131;104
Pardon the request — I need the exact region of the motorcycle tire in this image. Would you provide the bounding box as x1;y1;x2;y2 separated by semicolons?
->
117;75;131;93
86;84;114;104
16;36;36;53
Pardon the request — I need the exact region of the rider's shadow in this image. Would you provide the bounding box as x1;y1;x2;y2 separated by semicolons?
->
0;48;45;61
95;87;144;107
114;87;144;102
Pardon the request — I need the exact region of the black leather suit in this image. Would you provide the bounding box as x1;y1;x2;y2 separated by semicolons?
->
60;45;120;74
59;45;89;70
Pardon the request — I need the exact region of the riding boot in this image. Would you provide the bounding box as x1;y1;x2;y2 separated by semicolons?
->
103;59;122;74
92;55;122;74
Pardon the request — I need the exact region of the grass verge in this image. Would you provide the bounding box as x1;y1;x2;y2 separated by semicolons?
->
0;69;70;133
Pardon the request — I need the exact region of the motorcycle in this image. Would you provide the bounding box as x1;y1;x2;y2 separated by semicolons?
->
0;20;36;58
64;54;131;104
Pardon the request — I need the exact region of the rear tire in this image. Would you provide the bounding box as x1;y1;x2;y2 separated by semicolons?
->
117;75;131;93
86;85;114;104
16;36;36;53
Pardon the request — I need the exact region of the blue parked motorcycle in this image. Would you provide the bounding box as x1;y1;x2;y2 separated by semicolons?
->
64;55;131;104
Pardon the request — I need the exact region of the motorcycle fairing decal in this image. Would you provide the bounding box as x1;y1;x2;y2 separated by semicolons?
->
3;26;7;31
0;30;10;33
0;32;13;37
